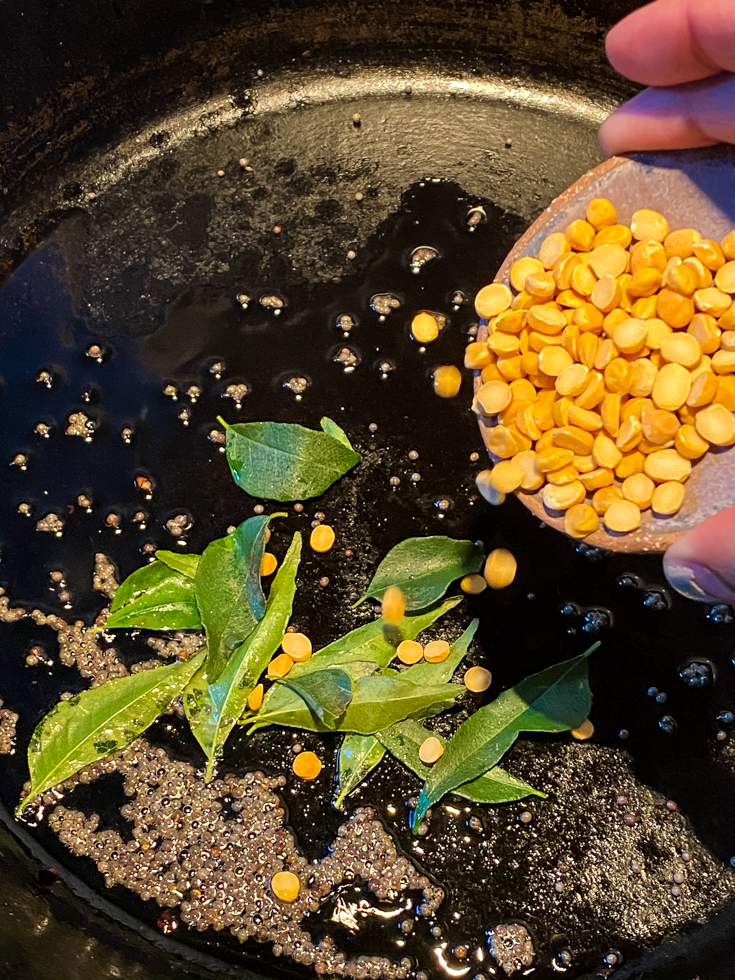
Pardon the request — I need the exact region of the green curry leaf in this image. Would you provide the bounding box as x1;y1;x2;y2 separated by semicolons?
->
376;719;544;806
332;619;478;807
276;668;352;729
251;672;460;735
356;536;485;610
154;551;200;579
18;650;206;814
414;643;599;823
319;417;354;451
335;734;386;808
253;597;462;724
106;561;201;631
222;418;361;502
195;514;285;681
185;533;302;781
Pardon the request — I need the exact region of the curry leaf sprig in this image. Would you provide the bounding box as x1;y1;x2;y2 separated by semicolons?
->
18;521;483;811
17;417;598;820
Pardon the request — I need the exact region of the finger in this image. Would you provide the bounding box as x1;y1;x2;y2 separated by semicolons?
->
606;0;735;87
598;73;735;155
664;505;735;604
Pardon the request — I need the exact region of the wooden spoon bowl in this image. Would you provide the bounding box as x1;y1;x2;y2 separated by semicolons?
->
476;149;735;553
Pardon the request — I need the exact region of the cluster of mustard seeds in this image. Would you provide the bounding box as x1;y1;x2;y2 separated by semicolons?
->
36;512;65;536
56;619;129;687
0;587;27;623
0;698;18;755
92;553;120;599
47;740;441;979
65;411;95;440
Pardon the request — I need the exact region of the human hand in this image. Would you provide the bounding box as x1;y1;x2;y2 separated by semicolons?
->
598;0;735;604
598;0;735;156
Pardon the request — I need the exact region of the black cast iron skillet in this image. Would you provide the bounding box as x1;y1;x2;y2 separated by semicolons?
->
4;2;735;979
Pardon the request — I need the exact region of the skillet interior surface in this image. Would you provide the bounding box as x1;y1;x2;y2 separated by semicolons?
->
3;2;735;979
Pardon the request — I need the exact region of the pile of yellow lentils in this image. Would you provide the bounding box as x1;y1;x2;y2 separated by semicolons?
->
465;199;735;536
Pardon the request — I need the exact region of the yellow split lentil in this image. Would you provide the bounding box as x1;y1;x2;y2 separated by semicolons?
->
268;653;294;677
418;736;445;765
411;311;440;343
396;639;424;664
309;524;336;553
423;640;451;663
247;683;264;711
260;552;278;576
483;548;517;589
292;751;322;780
433;364;462;398
464;665;493;692
271;871;301;902
467;200;735;534
281;631;312;662
460;573;488;594
381;585;406;625
571;719;595;741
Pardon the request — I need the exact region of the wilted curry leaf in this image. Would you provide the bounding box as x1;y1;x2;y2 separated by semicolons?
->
19;650;206;813
106;561;201;631
222;417;361;502
357;536;485;611
414;644;599;822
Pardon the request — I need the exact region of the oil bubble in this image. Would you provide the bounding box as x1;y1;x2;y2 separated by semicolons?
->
642;590;669;611
466;207;486;231
679;660;713;687
409;246;439;273
576;543;603;560
583;609;611;633
707;604;734;624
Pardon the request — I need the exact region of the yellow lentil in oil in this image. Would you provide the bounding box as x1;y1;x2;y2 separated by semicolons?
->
483;548;517;589
271;871;301;902
381;585;406;625
310;524;336;553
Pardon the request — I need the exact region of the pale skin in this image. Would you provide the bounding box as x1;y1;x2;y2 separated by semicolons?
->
600;0;735;604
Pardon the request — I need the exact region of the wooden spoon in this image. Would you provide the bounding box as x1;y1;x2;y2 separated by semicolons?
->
476;150;735;553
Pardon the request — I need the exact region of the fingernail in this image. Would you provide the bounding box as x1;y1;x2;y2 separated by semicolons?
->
664;557;735;604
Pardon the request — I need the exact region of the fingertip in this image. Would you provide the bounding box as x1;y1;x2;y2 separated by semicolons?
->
597;87;721;156
597;113;623;158
664;506;735;604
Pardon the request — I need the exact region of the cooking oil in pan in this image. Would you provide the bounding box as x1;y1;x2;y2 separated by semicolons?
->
1;181;735;979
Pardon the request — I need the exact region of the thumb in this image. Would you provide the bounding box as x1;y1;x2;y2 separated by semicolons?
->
598;73;735;156
664;505;735;604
